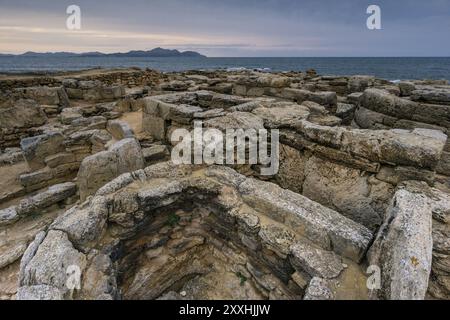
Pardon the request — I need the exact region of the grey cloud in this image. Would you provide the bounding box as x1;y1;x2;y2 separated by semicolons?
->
0;0;449;56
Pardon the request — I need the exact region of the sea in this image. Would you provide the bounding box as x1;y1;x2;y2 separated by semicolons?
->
0;56;449;81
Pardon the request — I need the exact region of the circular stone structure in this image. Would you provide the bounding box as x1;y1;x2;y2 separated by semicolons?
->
17;162;372;300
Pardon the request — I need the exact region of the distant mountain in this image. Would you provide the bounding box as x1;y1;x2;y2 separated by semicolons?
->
21;51;79;57
0;47;207;58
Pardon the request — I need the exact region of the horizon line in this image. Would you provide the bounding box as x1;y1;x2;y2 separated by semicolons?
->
1;53;450;59
1;48;449;59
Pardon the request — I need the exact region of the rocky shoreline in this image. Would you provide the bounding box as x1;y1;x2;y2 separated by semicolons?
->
0;67;449;300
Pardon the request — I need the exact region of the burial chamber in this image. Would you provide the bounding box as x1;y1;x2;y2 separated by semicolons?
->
17;162;373;300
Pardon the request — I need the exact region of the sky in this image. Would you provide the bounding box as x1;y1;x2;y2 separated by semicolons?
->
0;0;449;57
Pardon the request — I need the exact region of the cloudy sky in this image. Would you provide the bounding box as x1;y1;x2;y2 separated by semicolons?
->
0;0;449;56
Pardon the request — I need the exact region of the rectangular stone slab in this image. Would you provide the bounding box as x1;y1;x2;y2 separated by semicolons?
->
238;178;373;262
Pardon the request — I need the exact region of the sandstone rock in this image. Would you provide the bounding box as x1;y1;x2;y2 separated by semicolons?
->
307;114;342;127
368;182;433;300
303;277;334;300
115;98;142;113
302;156;392;230
361;88;417;116
83;89;103;102
282;88;337;107
229;100;270;112
348;76;375;93
168;236;205;255
398;81;416;96
186;74;209;82
69;116;107;132
258;224;295;258
354;106;391;129
107;120;134;140
65;88;84;100
375;165;435;186
77;139;144;201
296;120;447;170
40;104;60;115
232;84;248;96
411;86;450;105
67;81;125;102
110;138;145;173
160;80;189;91
0;206;19;226
290;241;344;279
17;285;64;300
204;111;264;131
19;167;54;190
19;231;46;284
204;165;247;188
209;93;251;109
44;152;76;168
275;144;308;193
347;92;363;105
210;83;233;94
21;132;65;171
51;197;109;249
236;74;290;89
437;151;450;176
142;99;167;140
301;101;327;114
78;80;98;89
0;242;27;269
62;79;78;89
429;187;450;224
60;108;82;125
20;230;87;296
193;108;227;119
336;103;356;124
77;151;118;201
143;115;166;140
89;129;112;149
239;177;373;262
252;105;309;128
360;88;450;128
291;272;309;289
142;145;170;163
78;251;117;299
14;86;68;107
157;291;186;300
101;86;125;101
0;99;47;129
137;179;184;212
17;182;77;216
0;148;24;165
169;104;203;124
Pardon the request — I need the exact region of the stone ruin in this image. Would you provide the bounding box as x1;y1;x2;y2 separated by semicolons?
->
0;68;449;300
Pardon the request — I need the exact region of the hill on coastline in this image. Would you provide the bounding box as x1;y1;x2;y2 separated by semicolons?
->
0;47;207;58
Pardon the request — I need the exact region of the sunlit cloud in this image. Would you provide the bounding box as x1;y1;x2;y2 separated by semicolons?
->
0;25;224;45
0;25;325;55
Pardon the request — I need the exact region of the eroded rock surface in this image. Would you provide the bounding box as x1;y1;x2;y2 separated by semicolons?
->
368;182;433;300
0;68;448;301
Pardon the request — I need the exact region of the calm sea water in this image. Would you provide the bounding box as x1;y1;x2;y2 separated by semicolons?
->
0;56;449;81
